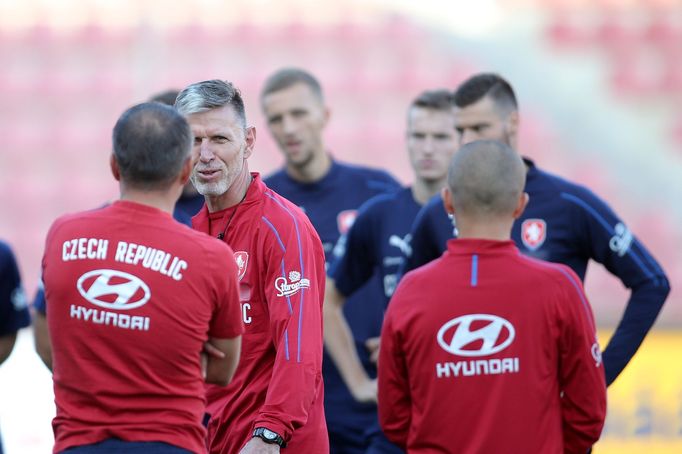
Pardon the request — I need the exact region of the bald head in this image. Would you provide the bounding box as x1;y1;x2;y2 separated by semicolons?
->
448;140;526;219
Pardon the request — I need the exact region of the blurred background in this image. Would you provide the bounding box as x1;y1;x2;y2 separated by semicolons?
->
0;0;680;452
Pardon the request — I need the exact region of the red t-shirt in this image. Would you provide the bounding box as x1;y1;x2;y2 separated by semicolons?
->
42;201;243;454
192;174;328;454
379;239;606;454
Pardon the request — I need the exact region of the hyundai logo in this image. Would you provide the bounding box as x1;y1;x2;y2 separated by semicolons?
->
77;269;151;310
437;314;515;357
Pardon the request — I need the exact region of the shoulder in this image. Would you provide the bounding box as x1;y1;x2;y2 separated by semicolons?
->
260;187;319;239
534;167;609;209
357;189;407;217
262;168;287;187
0;241;16;271
334;161;401;190
513;253;584;294
0;240;12;259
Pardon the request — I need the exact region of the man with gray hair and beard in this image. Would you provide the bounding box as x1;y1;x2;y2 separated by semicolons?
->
378;140;607;453
175;80;328;454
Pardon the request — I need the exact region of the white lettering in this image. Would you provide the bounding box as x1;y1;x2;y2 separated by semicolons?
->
151;250;165;271
125;244;137;264
241;303;252;324
115;241;128;262
274;276;311;297
172;261;187;281
77;238;86;259
113;242;187;281
133;245;147;264
96;239;108;260
68;304;150;331
435;358;520;378
436;362;450;378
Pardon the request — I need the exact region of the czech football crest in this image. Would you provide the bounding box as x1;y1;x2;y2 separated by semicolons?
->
521;219;546;251
337;210;358;235
234;251;249;281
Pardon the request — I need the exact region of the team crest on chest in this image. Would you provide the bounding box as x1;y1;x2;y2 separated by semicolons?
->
521;219;547;251
337;210;358;235
234;251;249;281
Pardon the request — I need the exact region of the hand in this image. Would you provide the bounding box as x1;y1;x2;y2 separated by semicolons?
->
201;341;226;379
238;437;281;453
349;376;378;403
365;336;381;365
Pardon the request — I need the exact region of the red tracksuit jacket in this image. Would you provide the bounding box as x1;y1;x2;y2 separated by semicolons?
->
379;239;606;454
193;173;328;454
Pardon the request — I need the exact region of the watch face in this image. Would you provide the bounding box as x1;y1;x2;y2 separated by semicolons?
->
263;429;278;440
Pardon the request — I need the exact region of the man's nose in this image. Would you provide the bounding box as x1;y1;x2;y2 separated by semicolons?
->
198;139;214;161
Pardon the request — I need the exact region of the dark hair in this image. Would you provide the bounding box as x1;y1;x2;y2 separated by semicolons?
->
411;89;453;111
261;67;324;102
453;73;518;113
175;80;247;128
148;89;180;106
112;102;192;190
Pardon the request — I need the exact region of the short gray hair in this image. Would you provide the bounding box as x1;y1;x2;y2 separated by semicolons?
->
175;79;247;128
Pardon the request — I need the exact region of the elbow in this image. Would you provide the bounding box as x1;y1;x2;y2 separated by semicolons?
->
205;375;230;387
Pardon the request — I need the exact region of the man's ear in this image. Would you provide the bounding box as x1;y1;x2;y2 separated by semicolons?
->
244;126;256;159
512;192;529;219
110;153;121;181
441;187;455;216
179;156;193;186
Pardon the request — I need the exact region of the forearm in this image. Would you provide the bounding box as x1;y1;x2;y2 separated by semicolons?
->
0;333;17;365
205;336;241;386
602;282;669;385
33;311;52;371
323;283;373;398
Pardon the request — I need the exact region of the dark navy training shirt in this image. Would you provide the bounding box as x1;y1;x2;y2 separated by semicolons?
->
0;240;30;337
402;158;670;385
330;187;422;307
265;159;401;427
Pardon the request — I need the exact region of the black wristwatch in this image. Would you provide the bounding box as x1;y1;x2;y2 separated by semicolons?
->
253;427;287;448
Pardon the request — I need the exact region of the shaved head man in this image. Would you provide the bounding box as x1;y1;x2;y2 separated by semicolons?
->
379;139;606;453
443;139;527;233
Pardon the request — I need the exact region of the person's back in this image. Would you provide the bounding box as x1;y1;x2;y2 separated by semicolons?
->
384;240;605;453
379;140;606;454
41;102;243;454
43;203;241;453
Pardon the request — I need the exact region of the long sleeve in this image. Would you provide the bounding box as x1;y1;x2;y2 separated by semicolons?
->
377;298;411;449
562;189;670;384
254;213;326;441
401;195;452;275
556;267;607;453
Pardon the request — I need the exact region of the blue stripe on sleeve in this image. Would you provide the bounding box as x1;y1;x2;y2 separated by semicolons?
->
471;254;478;287
265;192;307;363
560;193;657;281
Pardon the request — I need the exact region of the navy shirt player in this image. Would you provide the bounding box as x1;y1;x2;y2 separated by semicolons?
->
260;68;400;454
327;89;458;453
0;240;31;454
403;73;670;388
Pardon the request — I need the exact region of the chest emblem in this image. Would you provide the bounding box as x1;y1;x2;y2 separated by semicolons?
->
521;219;547;251
337;210;358;235
234;251;249;281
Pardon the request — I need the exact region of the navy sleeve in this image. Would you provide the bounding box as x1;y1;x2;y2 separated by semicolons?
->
0;242;31;336
401;195;452;275
561;190;670;385
328;202;379;297
367;170;402;194
33;281;46;314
